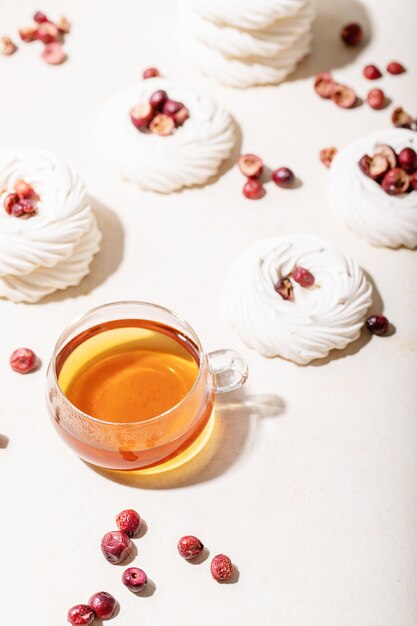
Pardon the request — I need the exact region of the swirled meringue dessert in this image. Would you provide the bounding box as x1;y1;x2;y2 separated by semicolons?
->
222;235;372;365
177;0;314;87
329;129;417;249
95;79;235;193
0;149;101;303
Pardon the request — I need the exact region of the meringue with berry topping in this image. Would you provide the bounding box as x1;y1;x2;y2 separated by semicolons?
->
96;79;235;193
222;234;372;364
0;149;101;303
329;129;417;249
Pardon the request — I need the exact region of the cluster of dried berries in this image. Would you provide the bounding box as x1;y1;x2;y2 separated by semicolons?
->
275;267;315;301
130;83;189;137
177;535;234;582
358;144;417;195
3;179;39;218
18;11;70;65
68;592;117;625
391;107;417;131
237;153;296;200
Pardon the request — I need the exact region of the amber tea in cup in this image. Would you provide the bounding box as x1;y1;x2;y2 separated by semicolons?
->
47;302;248;470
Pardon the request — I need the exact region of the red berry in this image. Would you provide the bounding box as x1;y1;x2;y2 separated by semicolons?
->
33;11;49;24
387;61;406;75
88;592;117;620
272;167;295;187
14;179;35;199
41;42;66;65
3;192;19;215
101;530;132;564
122;567;148;592
274;277;294;301
67;604;95;625
19;26;38;42
411;171;417;191
331;84;357;109
237;154;263;178
319;147;337;168
314;72;335;99
366;315;389;336
116;509;141;537
18;199;37;216
173;106;189;127
10;348;38;374
292;267;315;287
375;145;397;169
210;554;233;581
242;178;264;199
367;88;385;110
149;113;175;136
381;168;410;195
36;22;60;44
177;535;204;560
358;154;390;180
340;22;363;46
162;99;184;116
398;148;417;173
143;67;160;79
363;64;382;80
149;89;167;111
130;103;154;131
391;107;413;129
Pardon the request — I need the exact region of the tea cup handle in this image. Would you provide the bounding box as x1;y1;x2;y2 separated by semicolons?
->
207;349;248;394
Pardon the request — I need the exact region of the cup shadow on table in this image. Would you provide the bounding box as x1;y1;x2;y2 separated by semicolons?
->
287;0;371;81
37;197;124;304
88;389;285;490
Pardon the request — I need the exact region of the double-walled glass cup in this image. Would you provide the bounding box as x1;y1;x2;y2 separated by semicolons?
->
46;301;248;470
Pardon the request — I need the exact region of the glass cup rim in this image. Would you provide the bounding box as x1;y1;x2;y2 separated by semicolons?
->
50;300;207;427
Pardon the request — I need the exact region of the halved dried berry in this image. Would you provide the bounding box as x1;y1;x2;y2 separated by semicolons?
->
275;277;294;301
314;72;335;99
130;103;154;130
149;113;175;136
320;147;337;168
374;145;397;169
381;168;410;195
331;84;357;109
391;107;413;129
368;154;389;180
238;154;263;178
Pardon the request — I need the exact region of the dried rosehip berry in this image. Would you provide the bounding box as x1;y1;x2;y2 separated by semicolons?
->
3;192;19;215
275;277;293;301
242;178;264;199
368;154;389;180
340;22;363;46
363;64;382;80
162;99;184;116
292;267;315;287
14;179;35;199
391;107;413;129
1;36;17;56
398;148;417;173
237;154;263;178
210;554;233;581
41;42;66;65
381;168;410;195
387;61;406;75
101;530;132;564
149;89;168;111
149;113;175;136
116;509;141;537
33;11;49;24
36;22;60;44
331;84;357;109
314;72;335;99
320;147;337;168
367;88;385;110
10;348;38;374
18;199;37;216
130;103;154;130
173;106;189;127
88;592;117;620
272;167;295;187
19;26;38;42
375;145;397;169
366;315;389;336
177;535;204;560
67;604;95;625
143;67;160;79
122;567;148;592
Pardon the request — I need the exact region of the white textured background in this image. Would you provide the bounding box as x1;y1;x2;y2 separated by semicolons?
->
0;1;416;625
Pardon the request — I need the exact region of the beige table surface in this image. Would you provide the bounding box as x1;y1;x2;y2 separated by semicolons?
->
1;1;416;625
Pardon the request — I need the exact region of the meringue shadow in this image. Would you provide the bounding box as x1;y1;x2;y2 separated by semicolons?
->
287;0;371;81
310;269;382;367
39;198;124;303
86;389;285;490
